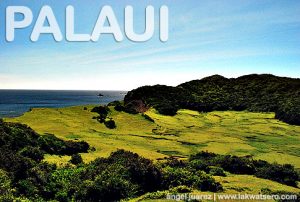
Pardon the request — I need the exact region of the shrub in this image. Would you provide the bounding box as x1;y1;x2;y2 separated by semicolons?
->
70;154;83;165
194;171;223;192
170;185;192;193
255;163;299;187
156;103;178;116
114;105;125;112
139;190;169;200
104;119;116;129
190;151;300;187
190;152;255;175
0;169;15;201
107;150;163;193
38;134;89;155
76;165;139;202
208;166;226;176
17;179;39;197
91;106;110;118
215;155;256;175
19;146;44;162
162;167;222;192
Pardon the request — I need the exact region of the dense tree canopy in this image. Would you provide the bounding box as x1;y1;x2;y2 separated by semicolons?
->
124;74;300;125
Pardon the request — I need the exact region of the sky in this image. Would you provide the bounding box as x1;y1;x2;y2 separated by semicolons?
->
0;0;300;90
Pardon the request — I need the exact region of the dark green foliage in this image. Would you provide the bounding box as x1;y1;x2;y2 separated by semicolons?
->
208;166;226;176
106;150;163;193
0;120;89;200
104;119;116;129
0;169;17;201
1;119;299;200
275;98;300;125
0;121;40;152
76;165;139;202
255;163;299;187
91;106;110;116
38;134;89;155
108;100;125;111
91;106;110;122
190;151;300;187
114;104;125;112
19;146;44;162
156;103;178;116
124;74;300;125
161;167;223;192
92;105;117;128
74;150;163;201
70;154;83;165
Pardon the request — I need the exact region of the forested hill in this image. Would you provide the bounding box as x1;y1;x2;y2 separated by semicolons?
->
124;74;300;125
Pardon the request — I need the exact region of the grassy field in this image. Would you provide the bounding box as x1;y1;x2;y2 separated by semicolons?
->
132;173;300;202
6;105;300;167
5;105;300;198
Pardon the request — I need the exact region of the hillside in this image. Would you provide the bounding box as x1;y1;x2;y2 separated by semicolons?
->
3;74;300;201
4;106;300;201
124;74;300;125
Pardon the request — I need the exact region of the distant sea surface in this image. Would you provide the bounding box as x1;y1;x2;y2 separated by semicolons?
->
0;90;127;118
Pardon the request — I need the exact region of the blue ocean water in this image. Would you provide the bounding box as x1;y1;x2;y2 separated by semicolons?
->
0;90;127;118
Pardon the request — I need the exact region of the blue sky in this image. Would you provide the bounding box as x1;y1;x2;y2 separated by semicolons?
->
0;0;299;90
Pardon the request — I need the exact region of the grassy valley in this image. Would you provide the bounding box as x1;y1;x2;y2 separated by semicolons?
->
4;105;300;201
6;106;300;167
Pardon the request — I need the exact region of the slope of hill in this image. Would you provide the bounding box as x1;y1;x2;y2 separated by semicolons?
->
6;106;300;168
4;106;300;201
124;74;300;125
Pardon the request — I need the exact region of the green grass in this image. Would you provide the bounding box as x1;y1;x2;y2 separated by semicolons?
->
5;105;300;197
5;105;300;168
131;174;300;202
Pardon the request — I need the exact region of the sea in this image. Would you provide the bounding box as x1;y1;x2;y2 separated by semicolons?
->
0;90;127;118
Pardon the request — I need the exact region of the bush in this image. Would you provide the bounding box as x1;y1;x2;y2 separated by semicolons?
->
104;119;116;129
0;169;15;201
19;146;44;162
156;103;178;116
190;151;300;187
38;134;89;155
108;101;125;112
106;150;163;193
162;167;222;192
70;154;83;165
114;105;125;112
91;106;110;117
77;169;138;202
139;190;169;200
216;155;256;175
190;152;255;175
255;163;299;187
170;185;192;193
194;171;223;192
208;166;226;176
